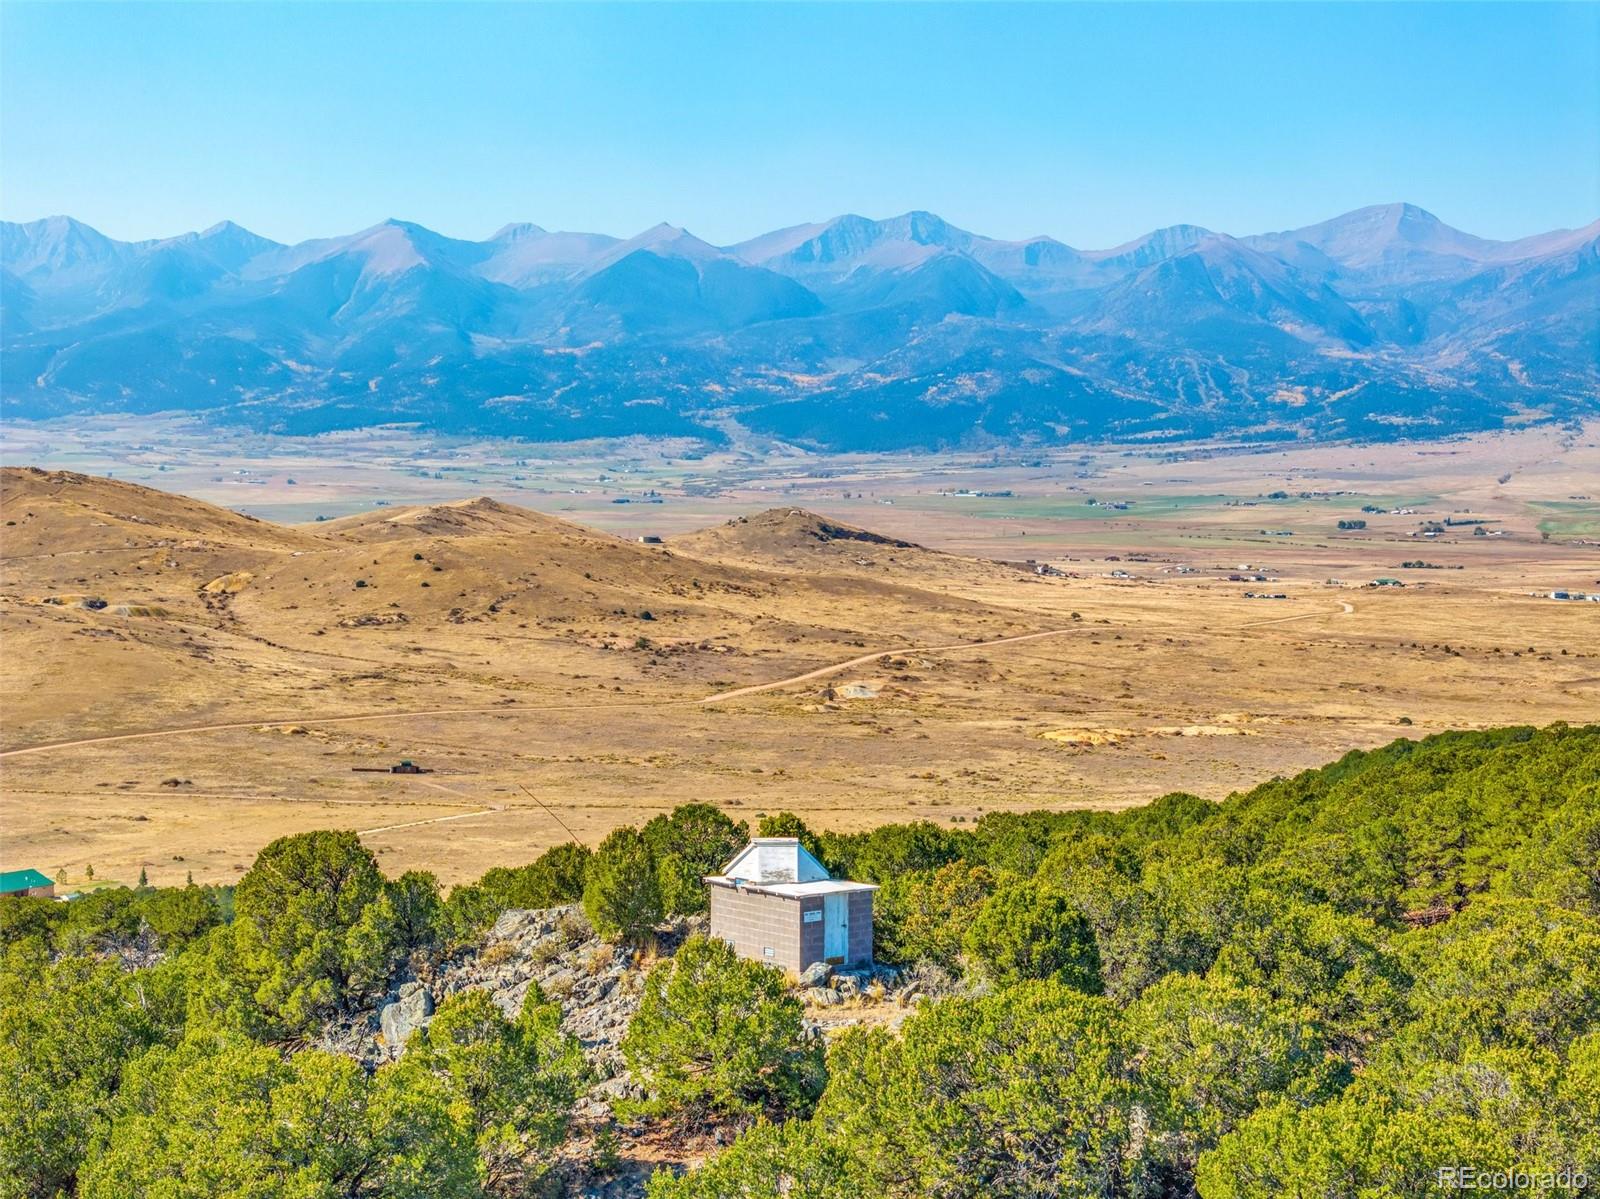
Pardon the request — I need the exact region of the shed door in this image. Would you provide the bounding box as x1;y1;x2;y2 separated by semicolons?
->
823;894;848;962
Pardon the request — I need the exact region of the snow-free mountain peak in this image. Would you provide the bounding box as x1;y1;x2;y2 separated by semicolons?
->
3;205;1594;451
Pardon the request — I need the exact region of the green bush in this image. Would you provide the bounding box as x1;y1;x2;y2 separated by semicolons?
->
79;1033;478;1199
1128;973;1346;1163
583;827;664;943
643;805;747;916
444;842;595;943
0;958;167;1199
0;895;67;970
654;982;1145;1198
621;936;823;1120
139;885;224;951
1197;1092;1486;1199
201;830;411;1035
963;881;1102;992
1397;898;1600;1057
874;860;995;969
1209;893;1411;1058
389;986;587;1191
839;820;967;884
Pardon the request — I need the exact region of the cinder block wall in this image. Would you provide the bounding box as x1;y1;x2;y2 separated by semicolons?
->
799;896;825;965
847;890;873;965
709;884;802;971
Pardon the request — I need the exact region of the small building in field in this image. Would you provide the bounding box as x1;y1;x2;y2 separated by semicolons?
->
706;838;875;972
0;869;55;899
351;760;433;775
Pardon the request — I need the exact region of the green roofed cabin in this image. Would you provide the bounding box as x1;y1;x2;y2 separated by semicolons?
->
0;869;55;899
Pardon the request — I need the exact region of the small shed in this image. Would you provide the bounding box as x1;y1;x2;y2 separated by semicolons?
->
705;837;875;972
351;760;433;775
0;869;55;899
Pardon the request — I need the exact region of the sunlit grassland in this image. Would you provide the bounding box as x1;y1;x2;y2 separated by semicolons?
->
1529;500;1600;539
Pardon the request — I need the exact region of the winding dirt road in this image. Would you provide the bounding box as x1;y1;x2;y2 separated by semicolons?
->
696;626;1086;703
0;627;1083;759
0;604;1356;760
1240;599;1356;628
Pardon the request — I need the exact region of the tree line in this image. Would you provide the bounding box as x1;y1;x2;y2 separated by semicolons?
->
1;722;1595;1197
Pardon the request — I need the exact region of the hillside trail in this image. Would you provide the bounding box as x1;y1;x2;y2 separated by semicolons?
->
696;626;1087;703
1240;599;1357;628
0;605;1355;759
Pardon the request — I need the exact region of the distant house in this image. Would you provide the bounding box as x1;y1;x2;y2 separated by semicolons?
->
706;837;875;972
350;760;433;774
0;869;55;899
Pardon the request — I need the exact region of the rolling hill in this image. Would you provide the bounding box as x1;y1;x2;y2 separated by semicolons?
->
0;470;1039;749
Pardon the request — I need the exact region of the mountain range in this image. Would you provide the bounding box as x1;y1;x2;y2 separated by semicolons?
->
3;204;1596;450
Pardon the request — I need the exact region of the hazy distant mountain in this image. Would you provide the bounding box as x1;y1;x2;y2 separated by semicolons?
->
732;210;1089;308
476;223;621;288
1079;235;1374;349
2;205;1595;450
563;224;823;335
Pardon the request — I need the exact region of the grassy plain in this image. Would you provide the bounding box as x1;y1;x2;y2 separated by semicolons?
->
2;419;1597;889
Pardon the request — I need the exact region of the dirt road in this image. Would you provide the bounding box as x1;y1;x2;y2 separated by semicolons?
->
697;626;1086;703
0;606;1360;760
0;627;1077;758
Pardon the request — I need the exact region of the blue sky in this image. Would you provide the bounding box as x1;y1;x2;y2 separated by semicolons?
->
3;2;1596;248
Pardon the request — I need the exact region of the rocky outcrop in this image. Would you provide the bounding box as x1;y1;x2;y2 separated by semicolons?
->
309;909;922;1197
318;906;701;1082
319;908;919;1078
378;981;433;1049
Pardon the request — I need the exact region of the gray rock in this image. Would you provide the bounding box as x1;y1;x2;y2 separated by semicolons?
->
380;981;434;1050
319;905;683;1095
798;961;833;988
589;1074;646;1104
805;986;844;1006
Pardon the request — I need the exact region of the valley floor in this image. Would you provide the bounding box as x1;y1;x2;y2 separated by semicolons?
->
2;421;1597;888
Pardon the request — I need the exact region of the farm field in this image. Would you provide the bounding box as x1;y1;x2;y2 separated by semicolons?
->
2;421;1598;889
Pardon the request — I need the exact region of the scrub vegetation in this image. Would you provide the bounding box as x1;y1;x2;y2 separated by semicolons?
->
1;723;1596;1197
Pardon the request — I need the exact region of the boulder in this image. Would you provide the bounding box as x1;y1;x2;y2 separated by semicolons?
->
797;961;833;988
380;981;434;1051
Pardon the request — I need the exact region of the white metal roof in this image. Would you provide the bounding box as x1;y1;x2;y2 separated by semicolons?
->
718;837;830;885
707;836;879;897
704;876;878;898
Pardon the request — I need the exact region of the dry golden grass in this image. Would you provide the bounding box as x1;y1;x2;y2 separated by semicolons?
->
3;422;1597;889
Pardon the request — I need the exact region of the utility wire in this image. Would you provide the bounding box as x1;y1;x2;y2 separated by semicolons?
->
517;783;582;844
